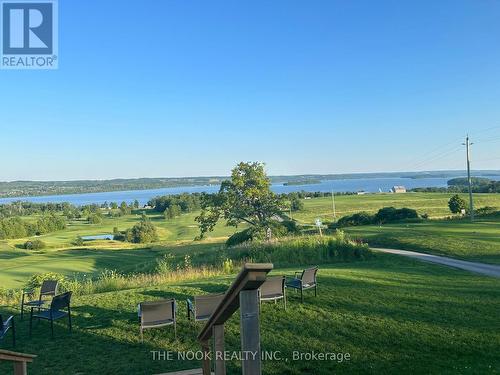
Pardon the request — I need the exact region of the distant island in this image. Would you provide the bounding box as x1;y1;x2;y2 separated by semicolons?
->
1;170;499;198
283;179;322;186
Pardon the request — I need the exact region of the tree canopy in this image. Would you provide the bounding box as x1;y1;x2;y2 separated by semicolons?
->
195;162;285;238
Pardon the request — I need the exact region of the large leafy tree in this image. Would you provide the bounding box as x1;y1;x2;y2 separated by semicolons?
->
196;162;284;238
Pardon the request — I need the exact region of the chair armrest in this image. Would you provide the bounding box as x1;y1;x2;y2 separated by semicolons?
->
294;271;302;279
186;298;194;312
22;289;35;298
3;315;14;328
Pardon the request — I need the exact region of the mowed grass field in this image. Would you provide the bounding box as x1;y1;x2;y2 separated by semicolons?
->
296;192;500;264
0;210;241;289
1;255;499;374
292;192;500;223
345;217;500;264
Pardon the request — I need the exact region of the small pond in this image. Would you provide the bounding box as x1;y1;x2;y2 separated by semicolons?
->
81;234;114;241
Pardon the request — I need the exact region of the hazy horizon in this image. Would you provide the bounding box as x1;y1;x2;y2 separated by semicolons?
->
2;168;500;183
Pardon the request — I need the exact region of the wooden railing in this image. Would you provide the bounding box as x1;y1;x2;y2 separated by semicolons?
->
198;263;273;375
0;350;36;375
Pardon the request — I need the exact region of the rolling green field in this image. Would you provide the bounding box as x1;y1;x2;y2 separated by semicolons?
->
1;192;500;289
345;216;500;264
292;192;500;223
1;255;499;374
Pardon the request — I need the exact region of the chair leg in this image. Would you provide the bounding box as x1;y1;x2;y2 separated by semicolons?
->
174;321;177;340
300;288;303;303
29;310;33;338
20;296;24;321
68;311;72;333
140;327;143;343
50;319;54;339
11;318;16;347
315;285;317;297
284;291;287;310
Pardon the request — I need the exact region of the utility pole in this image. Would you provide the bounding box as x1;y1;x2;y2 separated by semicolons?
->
463;135;474;222
331;191;336;220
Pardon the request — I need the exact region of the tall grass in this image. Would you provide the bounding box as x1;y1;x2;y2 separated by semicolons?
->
0;233;371;305
228;232;372;267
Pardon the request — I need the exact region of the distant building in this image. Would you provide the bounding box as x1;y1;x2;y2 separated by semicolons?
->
391;186;407;193
357;191;368;195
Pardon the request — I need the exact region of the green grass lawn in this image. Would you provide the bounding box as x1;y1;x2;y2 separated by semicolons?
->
2;193;500;289
2;210;239;250
292;192;500;223
344;216;500;264
1;255;499;374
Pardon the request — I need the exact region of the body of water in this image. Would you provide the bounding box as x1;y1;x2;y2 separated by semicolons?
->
0;176;498;206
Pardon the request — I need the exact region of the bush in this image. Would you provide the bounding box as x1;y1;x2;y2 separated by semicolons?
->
126;219;159;243
226;228;253;247
24;239;46;250
26;272;69;291
87;214;103;224
374;207;419;224
337;212;375;227
73;236;84;246
155;253;175;274
476;206;498;217
448;194;467;214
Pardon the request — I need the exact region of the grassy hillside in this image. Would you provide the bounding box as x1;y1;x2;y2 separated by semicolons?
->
292;192;500;223
345;216;500;264
1;192;499;288
1;256;499;374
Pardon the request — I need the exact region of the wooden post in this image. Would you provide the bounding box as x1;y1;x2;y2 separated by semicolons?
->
13;361;27;375
240;289;261;375
201;341;211;375
213;325;226;375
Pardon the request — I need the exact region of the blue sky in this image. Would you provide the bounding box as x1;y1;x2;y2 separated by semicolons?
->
1;0;500;180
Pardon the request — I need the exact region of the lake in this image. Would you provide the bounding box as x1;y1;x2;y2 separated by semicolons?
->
0;176;498;206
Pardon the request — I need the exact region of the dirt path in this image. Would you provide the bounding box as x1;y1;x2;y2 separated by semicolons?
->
371;247;500;278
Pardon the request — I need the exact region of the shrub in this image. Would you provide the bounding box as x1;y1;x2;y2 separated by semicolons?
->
24;239;46;250
26;272;69;291
87;214;103;224
337;212;375;227
448;194;467;214
155;253;175;274
476;206;498;217
374;207;419;224
73;236;84;246
226;228;254;247
126;219;159;243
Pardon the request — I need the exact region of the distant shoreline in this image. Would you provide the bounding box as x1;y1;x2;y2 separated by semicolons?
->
1;170;499;199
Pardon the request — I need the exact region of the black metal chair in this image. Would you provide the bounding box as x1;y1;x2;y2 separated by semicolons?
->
286;267;318;302
29;291;72;338
21;280;59;320
0;314;15;346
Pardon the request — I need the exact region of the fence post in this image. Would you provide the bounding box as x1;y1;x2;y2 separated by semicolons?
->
213;324;226;375
239;289;261;375
201;341;211;375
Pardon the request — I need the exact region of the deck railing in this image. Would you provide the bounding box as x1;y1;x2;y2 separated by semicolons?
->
0;349;36;375
197;263;273;375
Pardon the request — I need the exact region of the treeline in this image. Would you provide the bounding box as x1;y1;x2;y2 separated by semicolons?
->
148;193;202;215
335;207;420;228
0;201;74;219
0;214;66;240
411;178;500;193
